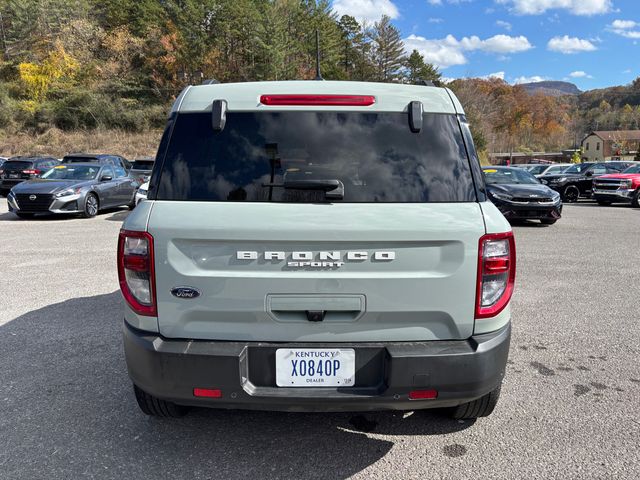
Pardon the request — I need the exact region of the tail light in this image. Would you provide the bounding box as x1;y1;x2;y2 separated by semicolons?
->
475;232;516;319
118;229;156;316
260;94;375;106
23;169;41;175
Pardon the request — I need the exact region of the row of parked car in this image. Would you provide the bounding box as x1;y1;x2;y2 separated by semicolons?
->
0;153;153;218
483;160;640;226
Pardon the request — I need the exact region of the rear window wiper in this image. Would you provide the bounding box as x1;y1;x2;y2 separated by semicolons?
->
263;178;344;200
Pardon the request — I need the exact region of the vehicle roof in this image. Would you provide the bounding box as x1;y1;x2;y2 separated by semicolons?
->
63;153;116;159
173;81;465;115
7;156;57;161
55;162;105;167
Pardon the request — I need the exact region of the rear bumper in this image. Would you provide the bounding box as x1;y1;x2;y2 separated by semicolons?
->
123;320;511;412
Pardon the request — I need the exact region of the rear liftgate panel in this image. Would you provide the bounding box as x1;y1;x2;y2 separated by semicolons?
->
150;202;485;343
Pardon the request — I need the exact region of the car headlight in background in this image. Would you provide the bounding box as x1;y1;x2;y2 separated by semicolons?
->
55;187;82;197
7;191;18;209
491;191;513;202
138;188;148;196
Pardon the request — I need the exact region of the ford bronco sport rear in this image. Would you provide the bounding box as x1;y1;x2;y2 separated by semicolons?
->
120;81;514;419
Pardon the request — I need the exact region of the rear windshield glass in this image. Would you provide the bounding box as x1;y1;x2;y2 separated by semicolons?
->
156;112;476;203
3;161;32;170
63;156;97;163
132;160;154;170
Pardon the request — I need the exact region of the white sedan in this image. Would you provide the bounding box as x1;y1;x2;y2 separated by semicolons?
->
135;182;149;206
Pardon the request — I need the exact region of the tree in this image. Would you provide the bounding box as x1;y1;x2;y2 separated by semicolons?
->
18;41;79;108
370;15;405;82
404;49;440;84
338;15;361;79
571;149;582;164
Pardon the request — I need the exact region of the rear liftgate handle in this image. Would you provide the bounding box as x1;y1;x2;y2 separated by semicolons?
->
267;295;366;323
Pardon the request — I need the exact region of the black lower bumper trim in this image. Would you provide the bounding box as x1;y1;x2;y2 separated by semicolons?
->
123;321;511;412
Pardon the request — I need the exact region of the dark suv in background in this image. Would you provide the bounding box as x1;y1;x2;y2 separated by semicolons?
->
62;153;131;171
539;161;634;202
0;156;59;196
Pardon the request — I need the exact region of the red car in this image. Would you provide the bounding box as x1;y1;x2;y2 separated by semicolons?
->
592;163;640;207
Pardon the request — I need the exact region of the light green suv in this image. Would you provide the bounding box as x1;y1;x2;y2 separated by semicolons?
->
119;80;515;419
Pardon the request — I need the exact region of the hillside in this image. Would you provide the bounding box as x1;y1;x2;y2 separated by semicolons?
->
519;81;582;97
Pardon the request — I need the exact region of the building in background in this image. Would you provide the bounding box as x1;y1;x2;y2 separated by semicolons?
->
581;131;640;162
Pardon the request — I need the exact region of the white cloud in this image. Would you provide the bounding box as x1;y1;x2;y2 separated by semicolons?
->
569;70;593;78
460;34;532;53
479;71;506;80
611;19;637;29
608;20;640;39
403;35;468;68
428;17;444;23
332;0;399;21
496;0;613;16
547;35;597;53
427;0;442;4
403;33;533;69
514;75;548;84
496;20;512;30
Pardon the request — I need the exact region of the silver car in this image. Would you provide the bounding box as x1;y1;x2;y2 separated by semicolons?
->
7;163;137;218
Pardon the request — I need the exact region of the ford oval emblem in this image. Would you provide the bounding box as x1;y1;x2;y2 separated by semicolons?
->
171;286;201;299
29;195;37;201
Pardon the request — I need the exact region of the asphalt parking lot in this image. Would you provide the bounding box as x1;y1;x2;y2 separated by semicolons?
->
1;198;639;479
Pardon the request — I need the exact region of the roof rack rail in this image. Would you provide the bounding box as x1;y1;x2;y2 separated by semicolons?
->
415;79;435;87
202;79;220;85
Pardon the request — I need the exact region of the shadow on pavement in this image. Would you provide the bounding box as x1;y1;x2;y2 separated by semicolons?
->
0;207;129;222
0;292;472;479
104;209;130;222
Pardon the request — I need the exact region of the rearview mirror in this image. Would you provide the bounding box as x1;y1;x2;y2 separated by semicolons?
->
100;175;113;182
585;171;593;177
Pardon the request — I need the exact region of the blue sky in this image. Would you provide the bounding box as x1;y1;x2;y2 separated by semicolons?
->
332;0;640;90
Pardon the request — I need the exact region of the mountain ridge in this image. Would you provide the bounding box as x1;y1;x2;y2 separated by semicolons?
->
518;81;582;97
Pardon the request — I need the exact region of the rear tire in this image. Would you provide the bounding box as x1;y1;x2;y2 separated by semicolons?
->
631;189;640;208
540;218;557;225
82;193;99;218
562;185;580;203
450;384;502;419
596;199;611;206
133;385;190;418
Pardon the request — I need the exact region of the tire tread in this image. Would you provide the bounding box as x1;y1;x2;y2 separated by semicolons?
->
133;385;189;418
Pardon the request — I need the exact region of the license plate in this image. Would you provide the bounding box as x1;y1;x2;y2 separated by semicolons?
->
275;348;355;387
8;173;19;178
